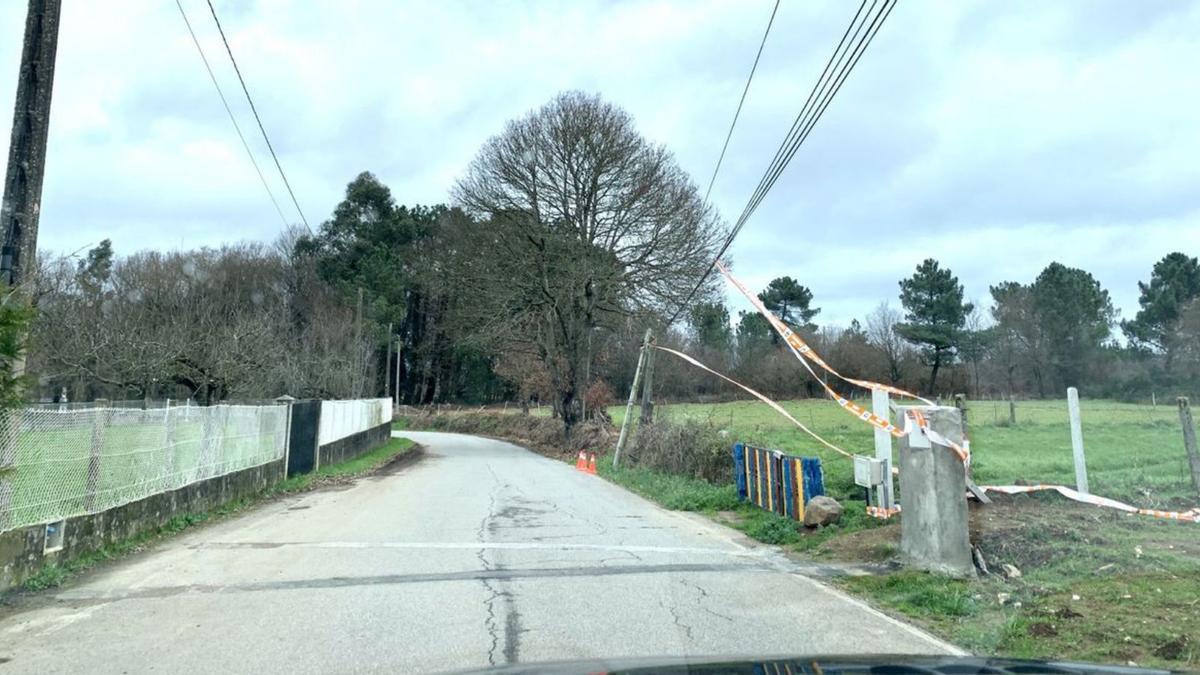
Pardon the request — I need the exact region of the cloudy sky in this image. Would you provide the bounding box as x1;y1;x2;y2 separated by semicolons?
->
3;0;1199;328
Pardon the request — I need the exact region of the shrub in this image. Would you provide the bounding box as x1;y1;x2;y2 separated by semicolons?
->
629;415;731;484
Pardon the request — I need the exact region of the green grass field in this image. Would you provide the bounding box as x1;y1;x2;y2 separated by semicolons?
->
611;398;1197;508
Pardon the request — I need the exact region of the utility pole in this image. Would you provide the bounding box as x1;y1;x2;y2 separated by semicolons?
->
613;328;651;469
2;0;60;290
639;330;656;425
353;286;363;395
0;0;62;532
394;336;402;406
384;321;392;399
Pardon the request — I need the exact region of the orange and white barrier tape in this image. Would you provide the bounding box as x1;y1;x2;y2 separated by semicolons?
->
716;261;973;463
652;345;853;460
980;484;1200;524
654;344;1193;525
717;262;926;433
866;505;901;519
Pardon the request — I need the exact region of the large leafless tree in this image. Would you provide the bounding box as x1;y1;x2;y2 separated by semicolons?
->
451;91;725;434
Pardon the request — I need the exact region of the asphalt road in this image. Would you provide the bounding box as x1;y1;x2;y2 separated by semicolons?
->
0;431;962;673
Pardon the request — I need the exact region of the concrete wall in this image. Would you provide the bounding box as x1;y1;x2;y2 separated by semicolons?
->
0;458;284;592
317;421;391;470
318;398;391;446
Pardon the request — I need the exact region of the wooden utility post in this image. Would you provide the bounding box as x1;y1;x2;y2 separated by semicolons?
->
613;328;651;469
0;0;62;532
1177;397;1200;495
394;337;402;405
2;0;60;289
639;330;656;425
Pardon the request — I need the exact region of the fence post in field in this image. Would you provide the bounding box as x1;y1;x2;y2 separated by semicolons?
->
871;388;894;508
1177;397;1200;495
84;399;109;512
162;399;176;491
613;328;651;469
896;405;974;577
1067;387;1089;495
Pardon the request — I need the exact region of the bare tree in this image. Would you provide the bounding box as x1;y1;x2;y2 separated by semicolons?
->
450;91;725;435
29;240;373;402
866;302;907;385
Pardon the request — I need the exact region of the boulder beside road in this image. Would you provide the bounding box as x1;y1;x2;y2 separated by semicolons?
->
804;496;844;527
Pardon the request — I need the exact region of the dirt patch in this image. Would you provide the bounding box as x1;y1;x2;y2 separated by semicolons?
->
369;443;426;478
812;521;900;562
1154;635;1191;661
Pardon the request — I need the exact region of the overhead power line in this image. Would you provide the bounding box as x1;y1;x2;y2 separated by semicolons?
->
702;0;780;204
174;0;288;228
205;0;311;230
667;0;896;326
732;0;896;233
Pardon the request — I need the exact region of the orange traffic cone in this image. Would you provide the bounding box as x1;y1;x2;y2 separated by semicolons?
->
575;450;587;471
587;453;597;475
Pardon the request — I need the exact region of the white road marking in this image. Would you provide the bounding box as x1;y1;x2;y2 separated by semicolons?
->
192;540;768;557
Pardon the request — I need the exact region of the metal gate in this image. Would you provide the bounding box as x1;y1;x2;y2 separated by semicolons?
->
286;400;320;477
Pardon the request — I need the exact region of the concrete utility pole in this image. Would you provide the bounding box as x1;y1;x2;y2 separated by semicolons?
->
613;328;651;469
0;0;62;532
639;330;656;425
1177;397;1200;495
2;0;60;290
896;405;974;577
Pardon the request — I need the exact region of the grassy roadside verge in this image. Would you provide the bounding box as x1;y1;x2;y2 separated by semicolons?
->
11;437;415;595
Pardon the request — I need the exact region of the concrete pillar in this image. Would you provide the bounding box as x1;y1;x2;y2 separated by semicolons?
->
897;405;974;577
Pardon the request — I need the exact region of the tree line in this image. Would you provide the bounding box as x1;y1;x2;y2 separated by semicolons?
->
663;253;1200;403
16;91;1200;426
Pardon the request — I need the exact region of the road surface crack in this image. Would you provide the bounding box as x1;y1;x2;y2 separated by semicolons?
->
658;595;695;644
681;578;734;623
475;463;522;666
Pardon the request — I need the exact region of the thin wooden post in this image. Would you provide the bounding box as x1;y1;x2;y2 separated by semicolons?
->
613;329;651;469
1067;387;1088;495
1177;397;1200;495
1009;394;1016;425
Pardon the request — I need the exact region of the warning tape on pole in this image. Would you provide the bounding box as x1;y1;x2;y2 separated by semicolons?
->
652;345;853;460
716;261;970;461
652;345;1194;525
717;261;925;432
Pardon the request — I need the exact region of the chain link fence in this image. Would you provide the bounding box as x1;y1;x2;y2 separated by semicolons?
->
0;402;288;533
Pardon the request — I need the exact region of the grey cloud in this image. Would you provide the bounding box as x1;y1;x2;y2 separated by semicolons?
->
1;0;1196;328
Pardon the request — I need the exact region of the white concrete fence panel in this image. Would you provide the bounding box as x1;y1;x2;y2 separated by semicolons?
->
317;398;393;447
